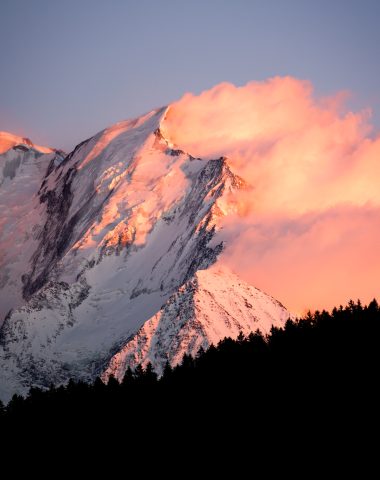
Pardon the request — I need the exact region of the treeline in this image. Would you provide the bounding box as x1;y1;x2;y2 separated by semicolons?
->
1;299;379;434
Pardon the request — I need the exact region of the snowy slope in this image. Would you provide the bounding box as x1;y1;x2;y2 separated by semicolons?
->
0;133;64;320
103;267;291;380
0;109;291;402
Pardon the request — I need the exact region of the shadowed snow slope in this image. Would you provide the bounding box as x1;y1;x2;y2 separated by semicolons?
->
0;109;291;402
0;134;64;320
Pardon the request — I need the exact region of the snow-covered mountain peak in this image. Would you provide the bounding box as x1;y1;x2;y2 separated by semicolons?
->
102;265;291;380
0;130;53;154
0;107;291;402
0;136;65;321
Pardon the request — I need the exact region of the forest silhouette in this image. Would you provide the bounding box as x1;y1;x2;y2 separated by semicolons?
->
1;299;379;439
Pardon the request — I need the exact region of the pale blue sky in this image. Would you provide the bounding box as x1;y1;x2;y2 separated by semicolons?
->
1;0;379;151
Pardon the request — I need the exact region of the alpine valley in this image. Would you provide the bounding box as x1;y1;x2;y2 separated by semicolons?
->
0;108;291;401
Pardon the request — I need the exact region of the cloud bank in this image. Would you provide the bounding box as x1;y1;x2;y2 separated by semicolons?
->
162;78;380;313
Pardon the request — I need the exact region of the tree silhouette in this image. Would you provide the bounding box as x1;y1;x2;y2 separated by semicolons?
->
1;298;379;440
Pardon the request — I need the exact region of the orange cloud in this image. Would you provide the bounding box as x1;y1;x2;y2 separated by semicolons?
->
162;77;380;313
218;206;380;314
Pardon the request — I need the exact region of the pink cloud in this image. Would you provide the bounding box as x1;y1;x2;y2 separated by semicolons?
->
163;77;380;313
218;206;380;313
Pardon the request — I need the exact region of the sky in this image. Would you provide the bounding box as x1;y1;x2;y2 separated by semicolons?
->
1;0;380;152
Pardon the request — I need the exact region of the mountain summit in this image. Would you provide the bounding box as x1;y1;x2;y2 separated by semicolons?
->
0;108;291;401
0;131;54;155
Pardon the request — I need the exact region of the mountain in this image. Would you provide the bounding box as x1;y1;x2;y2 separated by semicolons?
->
0;132;65;321
103;267;290;381
0;109;291;401
0;131;53;155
